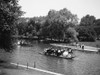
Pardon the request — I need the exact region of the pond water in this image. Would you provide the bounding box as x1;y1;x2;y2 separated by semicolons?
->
1;41;100;75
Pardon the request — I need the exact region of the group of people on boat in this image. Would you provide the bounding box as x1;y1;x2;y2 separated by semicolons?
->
44;47;73;58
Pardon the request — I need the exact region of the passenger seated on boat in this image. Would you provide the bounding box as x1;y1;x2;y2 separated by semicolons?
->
61;49;65;53
68;48;73;53
58;50;61;53
54;49;58;56
50;48;57;55
53;49;57;55
67;53;72;58
56;49;62;56
51;48;55;55
45;48;53;55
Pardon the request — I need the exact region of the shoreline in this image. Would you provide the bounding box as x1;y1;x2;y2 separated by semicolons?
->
50;43;100;52
0;62;63;75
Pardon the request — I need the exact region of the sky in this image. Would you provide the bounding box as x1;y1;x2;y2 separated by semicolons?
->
19;0;100;20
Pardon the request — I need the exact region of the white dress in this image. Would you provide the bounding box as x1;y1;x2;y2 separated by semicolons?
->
63;51;68;57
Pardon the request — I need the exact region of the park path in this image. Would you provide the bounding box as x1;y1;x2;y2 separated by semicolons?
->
0;61;63;75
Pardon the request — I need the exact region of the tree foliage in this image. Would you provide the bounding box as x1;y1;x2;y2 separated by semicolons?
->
65;27;79;42
76;26;96;41
47;8;78;25
40;8;79;42
0;0;23;51
16;8;79;43
80;14;96;26
77;14;100;41
16;8;100;42
95;19;100;26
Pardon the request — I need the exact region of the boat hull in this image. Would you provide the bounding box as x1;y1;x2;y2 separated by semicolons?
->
39;52;75;59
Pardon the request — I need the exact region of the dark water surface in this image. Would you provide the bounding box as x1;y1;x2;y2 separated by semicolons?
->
1;41;100;75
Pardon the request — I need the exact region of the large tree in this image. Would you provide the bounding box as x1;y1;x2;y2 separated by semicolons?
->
76;26;96;41
78;14;97;41
47;8;78;25
41;8;79;42
0;0;23;51
80;14;96;26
